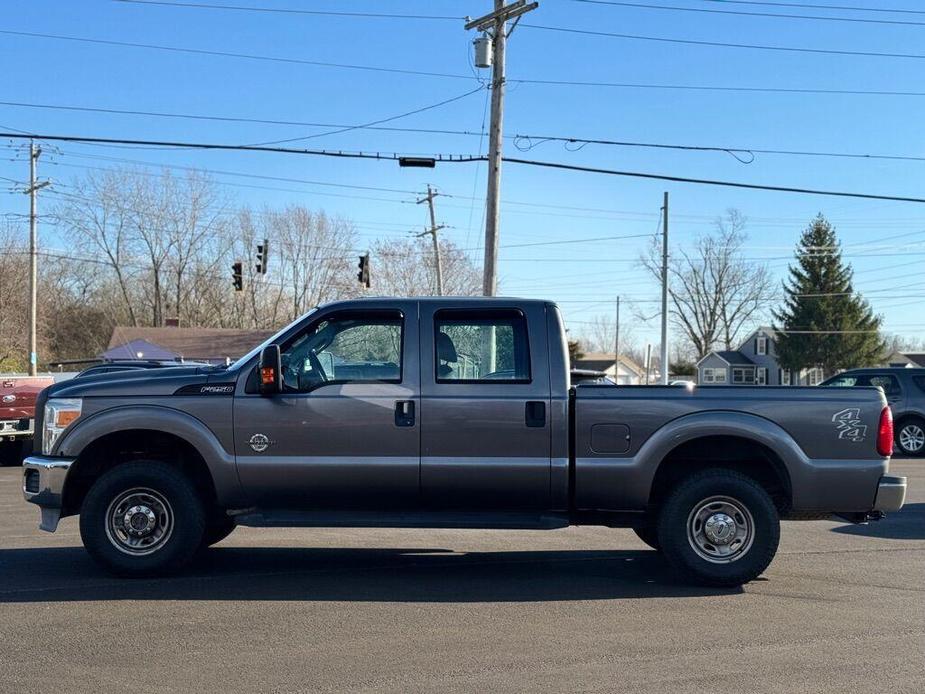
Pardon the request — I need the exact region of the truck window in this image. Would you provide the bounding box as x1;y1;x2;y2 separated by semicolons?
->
822;375;860;387
280;311;403;392
434;309;530;383
914;376;925;394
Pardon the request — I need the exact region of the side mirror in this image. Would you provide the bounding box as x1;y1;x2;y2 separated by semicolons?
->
258;344;282;395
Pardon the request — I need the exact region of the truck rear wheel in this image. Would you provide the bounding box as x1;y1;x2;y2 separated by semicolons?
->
79;461;205;577
657;469;780;587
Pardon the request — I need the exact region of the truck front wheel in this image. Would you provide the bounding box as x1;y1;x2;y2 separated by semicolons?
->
657;469;780;587
79;461;205;577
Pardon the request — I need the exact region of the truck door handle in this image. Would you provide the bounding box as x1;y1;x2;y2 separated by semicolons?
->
394;400;415;427
525;401;546;428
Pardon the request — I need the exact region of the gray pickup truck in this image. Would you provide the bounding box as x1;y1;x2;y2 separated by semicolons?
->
23;298;906;586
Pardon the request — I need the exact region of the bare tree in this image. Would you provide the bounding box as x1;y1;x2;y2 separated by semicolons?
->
371;237;481;297
642;209;773;358
0;224;29;369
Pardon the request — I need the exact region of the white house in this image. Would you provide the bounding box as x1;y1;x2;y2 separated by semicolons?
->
696;327;824;386
573;352;646;385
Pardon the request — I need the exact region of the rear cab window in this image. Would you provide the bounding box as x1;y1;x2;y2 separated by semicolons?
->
433;309;531;383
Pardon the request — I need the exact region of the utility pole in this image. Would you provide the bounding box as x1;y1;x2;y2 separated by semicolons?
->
613;296;621;385
645;343;652;386
466;0;538;296
25;141;50;376
416;184;445;296
659;191;670;385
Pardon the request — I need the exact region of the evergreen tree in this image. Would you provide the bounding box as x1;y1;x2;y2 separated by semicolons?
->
774;214;884;375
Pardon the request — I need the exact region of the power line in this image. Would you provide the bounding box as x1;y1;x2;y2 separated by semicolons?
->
0;130;478;161
701;1;925;17
0;99;488;138
5;132;925;204
512;77;925;98
8;99;922;163
522;23;925;60
0;29;475;81
570;0;925;26
247;86;485;147
500;157;925;204
114;0;464;20
3;29;920;97
511;133;925;163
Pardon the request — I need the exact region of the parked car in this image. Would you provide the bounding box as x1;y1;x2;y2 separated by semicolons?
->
22;298;904;586
820;368;925;456
1;375;56;465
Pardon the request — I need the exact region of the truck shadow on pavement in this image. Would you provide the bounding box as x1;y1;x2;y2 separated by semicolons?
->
0;546;741;603
831;503;925;540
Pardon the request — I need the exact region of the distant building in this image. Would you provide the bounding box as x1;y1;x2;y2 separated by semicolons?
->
103;326;275;365
573;352;646;385
881;351;925;368
696;327;824;386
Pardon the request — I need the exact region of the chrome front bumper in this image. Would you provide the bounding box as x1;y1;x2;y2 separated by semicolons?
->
873;475;907;513
22;455;76;532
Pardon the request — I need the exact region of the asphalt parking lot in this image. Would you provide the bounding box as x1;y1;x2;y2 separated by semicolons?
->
0;460;922;694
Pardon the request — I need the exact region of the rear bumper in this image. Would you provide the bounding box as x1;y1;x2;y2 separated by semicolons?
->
0;417;33;440
873;475;907;513
22;455;76;532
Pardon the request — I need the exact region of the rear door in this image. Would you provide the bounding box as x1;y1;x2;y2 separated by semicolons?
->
419;303;551;510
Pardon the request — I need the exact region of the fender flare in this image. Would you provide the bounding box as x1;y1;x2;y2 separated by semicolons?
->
56;405;243;507
579;411;806;511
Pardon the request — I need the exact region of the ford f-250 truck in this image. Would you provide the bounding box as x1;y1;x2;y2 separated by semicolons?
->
22;298;907;586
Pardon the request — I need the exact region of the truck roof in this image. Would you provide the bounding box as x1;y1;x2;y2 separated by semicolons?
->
318;296;558;310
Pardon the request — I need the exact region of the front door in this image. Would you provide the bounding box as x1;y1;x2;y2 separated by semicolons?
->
419;304;552;510
233;302;420;510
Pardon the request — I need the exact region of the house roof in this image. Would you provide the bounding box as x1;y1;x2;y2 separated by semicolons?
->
709;350;755;366
903;353;925;367
574;352;645;376
105;326;275;362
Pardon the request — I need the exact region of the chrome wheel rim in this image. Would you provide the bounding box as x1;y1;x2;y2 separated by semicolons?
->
105;487;174;556
899;424;925;453
687;495;754;564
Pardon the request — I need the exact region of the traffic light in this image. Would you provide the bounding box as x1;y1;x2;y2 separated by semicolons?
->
255;238;269;275
357;253;370;288
231;261;243;291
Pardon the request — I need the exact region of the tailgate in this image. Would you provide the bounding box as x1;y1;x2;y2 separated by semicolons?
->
1;378;52;421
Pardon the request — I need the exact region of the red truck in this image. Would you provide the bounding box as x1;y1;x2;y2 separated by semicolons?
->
1;376;54;465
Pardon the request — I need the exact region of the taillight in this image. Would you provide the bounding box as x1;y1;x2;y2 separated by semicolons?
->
877;406;893;457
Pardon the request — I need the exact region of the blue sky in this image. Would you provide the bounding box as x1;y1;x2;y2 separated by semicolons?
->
1;0;923;349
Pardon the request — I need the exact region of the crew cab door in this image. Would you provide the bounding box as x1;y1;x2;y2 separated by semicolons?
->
419;304;552;509
233;302;420;509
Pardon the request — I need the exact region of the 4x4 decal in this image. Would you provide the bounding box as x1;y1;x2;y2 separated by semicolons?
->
832;408;867;442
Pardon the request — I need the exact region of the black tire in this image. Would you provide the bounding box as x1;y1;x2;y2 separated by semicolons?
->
632;523;661;551
79;460;205;577
200;515;236;549
657;469;780;587
895;418;925;457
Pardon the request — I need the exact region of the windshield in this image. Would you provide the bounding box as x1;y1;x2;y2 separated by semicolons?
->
227;307;319;372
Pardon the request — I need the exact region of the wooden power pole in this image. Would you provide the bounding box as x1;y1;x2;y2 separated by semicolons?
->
416;184;445;296
466;1;538;296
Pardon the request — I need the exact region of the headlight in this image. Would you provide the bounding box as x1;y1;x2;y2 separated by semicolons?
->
43;398;82;455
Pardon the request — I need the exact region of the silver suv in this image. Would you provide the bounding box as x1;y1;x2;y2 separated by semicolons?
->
821;368;925;456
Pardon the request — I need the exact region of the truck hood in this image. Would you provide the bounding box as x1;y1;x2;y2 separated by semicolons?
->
45;365;235;399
